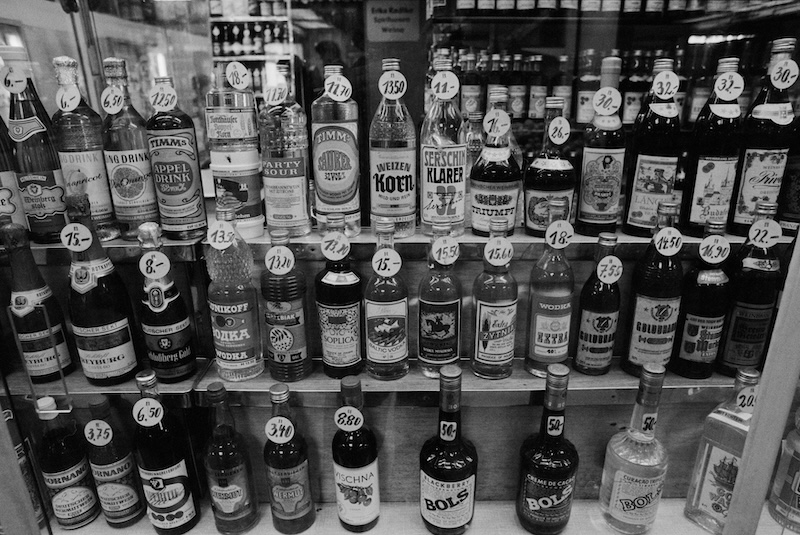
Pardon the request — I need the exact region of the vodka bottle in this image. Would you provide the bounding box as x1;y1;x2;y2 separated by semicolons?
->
0;117;26;227
769;406;800;530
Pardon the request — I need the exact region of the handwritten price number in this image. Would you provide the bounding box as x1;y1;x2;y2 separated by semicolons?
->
263;74;288;106
770;59;799;90
653;71;680;100
642;413;658;433
225;62;251;90
484;237;514;266
482;109;511;136
736;386;758;414
148;84;177;112
592;87;621;116
439;421;457;441
0;66;27;94
265;246;295;276
748;219;782;249
60;223;93;252
597;255;623;284
334;406;364;432
207;221;236;250
84;420;113;447
139;251;171;280
546;416;564;437
699;235;731;265
545;221;574;250
431;236;460;266
56;85;81;112
325;75;353;102
372;248;402;277
378;71;407;99
133;398;164;427
548;117;570;145
431;71;460;101
654;227;683;257
101;86;124;114
321;231;350;261
714;72;744;101
265;416;295;444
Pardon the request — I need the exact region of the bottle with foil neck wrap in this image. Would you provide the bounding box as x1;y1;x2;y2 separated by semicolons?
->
0;117;26;228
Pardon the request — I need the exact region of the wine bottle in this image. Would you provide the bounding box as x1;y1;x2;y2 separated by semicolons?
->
575;49;601;126
620;50;648;127
0;117;26;227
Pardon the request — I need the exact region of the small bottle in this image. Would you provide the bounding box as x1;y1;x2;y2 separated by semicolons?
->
769;406;800;530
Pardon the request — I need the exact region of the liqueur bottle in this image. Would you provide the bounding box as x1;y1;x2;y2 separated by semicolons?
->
685;368;760;534
471;217;517;379
138;222;196;382
527;55;547;127
777;118;800;234
516;364;579;534
574;233;622;375
419;365;478;535
84;394;145;528
264;383;316;533
575;49;601;126
552;56;573;121
66;194;141;386
101;57;159;240
332;376;380;531
599;364;668;535
52;56;119;241
620;50;648;127
508;54;528;124
1;223;74;382
133;371;201;534
621;202;683;376
460;112;486;220
364;219;409;380
485;54;507;102
459;54;484;116
204;382;260;533
0;117;27;227
146;76;208;240
769;406;800;530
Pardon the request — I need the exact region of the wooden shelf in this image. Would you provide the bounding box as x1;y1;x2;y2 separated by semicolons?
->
212;54;291;61
0;236;201;265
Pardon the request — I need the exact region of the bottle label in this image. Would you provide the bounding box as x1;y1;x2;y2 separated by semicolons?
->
529;294;571;362
369;147;416;221
212;164;263;221
603;0;622;10
91;453;142;524
609;471;665;525
16;168;68;232
690;444;739;524
626;154;678;229
267;460;313;520
43;458;98;528
318;302;361;367
16;324;71;377
553;86;572;119
576;90;597;124
139;460;197;530
73;318;138;380
649;102;679;118
524;187;574;233
205;109;258;141
420;144;468;226
579;147;625;225
474;300;517;365
471;179;520;233
334;460;380;526
689;87;712;123
148;129;207;232
418;298;461;365
365;298;408;364
508;85;527;119
104;149;159;223
457;0;476;9
209;298;260;372
582;0;601;9
265;299;308;367
461;85;482;115
519;473;575;527
575;310;619;370
709;104;741;119
8;116;46;142
263;154;310;228
420;472;475;529
12;436;47;526
142;280;178;314
69;257;115;294
688;155;737;225
528;85;548;119
628;295;681;366
770;448;800;523
720;301;775;367
0;169;24;226
312;121;360;220
622;92;644;124
678;313;724;363
496;0;514;7
141;318;194;378
58;150;115;224
733;148;788;226
208;462;255;521
752;103;794;126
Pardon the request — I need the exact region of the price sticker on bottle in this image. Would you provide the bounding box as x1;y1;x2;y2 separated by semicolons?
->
321;231;350;261
324;74;353;102
0;66;27;94
545;221;574;250
60;223;93;252
698;235;731;265
262;73;288;106
484;237;514;266
592;86;621;116
372;248;402;277
148;84;177;112
101;86;124;114
207;221;236;250
431;71;460;101
139;251;171;280
265;416;295;444
334;406;364;432
736;385;758;414
84;420;113;447
547;116;570;145
56;85;81;112
654;227;683;257
597;255;623;284
431;236;460;265
132;398;164;427
226;61;251;90
378;70;407;99
265;245;295;275
714;72;745;101
652;71;680;100
483;109;511;136
770;59;799;90
748;219;782;249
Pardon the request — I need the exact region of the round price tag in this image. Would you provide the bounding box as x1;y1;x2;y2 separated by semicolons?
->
139;251;171;279
207;221;236;250
265;416;295;444
372;248;402;277
132;398;164;428
714;72;745;101
0;66;27;94
597;255;623;284
736;386;758;414
226;61;251;90
484;237;514;266
378;70;407;99
592;87;622;116
547;117;570;145
334;406;364;432
84;420;113;447
56;85;81;112
431;236;460;266
321;231;350;261
652;71;680;100
101;86;124;114
698;235;731;265
654;227;683;257
324;74;353;102
263;73;288;106
748;219;782;249
770;59;799;91
431;71;459;101
545;221;574;250
60;223;93;252
483;109;511;136
265;245;295;275
148;84;177;112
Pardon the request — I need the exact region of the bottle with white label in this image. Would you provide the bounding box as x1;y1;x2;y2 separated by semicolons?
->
769;406;800;531
0;118;25;229
685;368;759;534
420;365;478;535
599;364;668;535
333;376;380;531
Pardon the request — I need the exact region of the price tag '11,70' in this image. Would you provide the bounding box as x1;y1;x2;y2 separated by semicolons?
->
207;221;236;250
431;236;459;265
748;219;782;249
654;227;683;257
545;221;574;250
265;245;296;275
372;248;402;277
325;74;353;102
263;74;288;106
265;416;295;444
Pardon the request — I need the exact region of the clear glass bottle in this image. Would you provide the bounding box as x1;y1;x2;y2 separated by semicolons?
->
769;406;800;531
459;111;485;230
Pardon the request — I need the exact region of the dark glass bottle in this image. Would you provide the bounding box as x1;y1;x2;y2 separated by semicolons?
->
552;55;574;122
777;118;800;235
575;49;601;126
527;55;547;129
459;54;484;116
620;50;648;127
0;117;26;227
508;54;528;124
485;54;507;103
420;365;478;535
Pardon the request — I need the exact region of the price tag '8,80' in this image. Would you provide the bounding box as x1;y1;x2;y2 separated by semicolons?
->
431;236;460;265
139;251;171;280
207;221;236;250
334;406;364;432
748;219;782;249
133;398;164;427
226;61;251;90
265;246;296;275
321;231;350;261
654;227;683;257
431;71;460;101
84;420;113;447
60;223;93;252
545;221;574;250
378;71;407;100
548;117;570;145
148;84;178;112
484;237;514;266
597;255;623;284
699;235;731;265
265;416;295;444
372;248;402;277
57;85;81;112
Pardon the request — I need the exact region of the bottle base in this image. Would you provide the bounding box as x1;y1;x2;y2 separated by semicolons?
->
340;516;379;532
422;518;470;535
323;362;364;379
619;360;643;377
272;509;316;534
214;509;262;534
684;506;723;535
471;361;512;379
601;511;653;535
367;361;409;380
269;360;314;382
523;358;553;378
105;506;146;528
572;363;610;376
164;227;208;241
418;361;458;379
218;361;266;382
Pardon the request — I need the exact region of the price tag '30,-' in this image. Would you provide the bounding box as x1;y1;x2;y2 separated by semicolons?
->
56;85;81;112
548;117;570;145
652;71;680;100
263;72;288;106
654;227;683;257
545;221;574;249
148;84;177;112
265;416;295;444
699;235;731;264
431;71;460;101
0;66;27;94
592;87;621;116
748;219;782;249
334;406;364;432
133;398;164;427
431;236;459;265
101;86;124;114
265;245;295;275
139;251;171;280
597;255;623;284
207;221;236;250
770;59;799;91
60;223;93;252
325;74;353;102
372;248;402;277
84;420;113;447
226;61;251;90
484;237;514;266
714;72;745;101
483;109;511;136
378;71;407;100
321;231;350;261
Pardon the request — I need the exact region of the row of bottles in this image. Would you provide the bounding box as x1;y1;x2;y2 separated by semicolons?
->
210;21;290;58
208;0;287;18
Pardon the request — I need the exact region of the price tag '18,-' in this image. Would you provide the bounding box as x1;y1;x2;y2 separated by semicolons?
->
321;231;350;261
372;248;402;277
748;219;782;249
101;86;124;114
265;416;295;444
226;61;251;90
263;73;288;106
139;251;171;280
699;235;731;265
148;84;177;112
56;85;81;112
431;71;460;101
60;223;93;252
654;227;683;257
334;406;364;432
545;221;574;249
207;221;236;250
431;236;460;265
378;71;407;99
133;398;164;427
483;109;511;136
548;117;570;145
484;237;514;266
653;71;680;100
714;72;745;101
84;420;113;447
325;74;353;102
592;87;622;116
770;59;799;91
1;66;27;94
265;245;295;275
597;255;623;284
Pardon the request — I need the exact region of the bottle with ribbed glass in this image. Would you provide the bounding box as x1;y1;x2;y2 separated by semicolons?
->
0;117;26;228
101;57;159;240
471;217;517;380
52;56;119;241
769;406;800;530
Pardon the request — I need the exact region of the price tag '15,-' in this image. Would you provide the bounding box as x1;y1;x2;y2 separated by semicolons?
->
263;73;288;106
483;109;511;136
325;74;353;102
133;398;164;427
698;235;731;265
431;236;460;265
545;221;574;250
56;85;81;112
714;72;745;101
378;71;407;100
770;59;799;91
484;237;514;266
265;416;295;444
148;84;177;112
748;219;782;249
334;406;364;432
101;86;124;115
265;245;295;275
139;251;171;280
84;420;113;447
372;248;402;277
654;227;683;257
653;71;680;100
597;255;623;284
548;117;570;145
226;61;251;90
321;231;350;261
431;71;460;101
207;221;236;250
1;66;27;94
60;223;93;252
592;87;621;116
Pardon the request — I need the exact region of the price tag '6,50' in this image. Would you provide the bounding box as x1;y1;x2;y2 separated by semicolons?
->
265;416;295;444
265;245;296;275
133;398;164;427
101;86;124;115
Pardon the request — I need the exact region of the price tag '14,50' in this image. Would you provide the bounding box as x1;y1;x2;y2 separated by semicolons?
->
60;223;93;252
207;221;236;250
597;255;623;284
265;245;296;275
133;398;164;427
699;235;731;264
545;221;574;249
431;236;460;265
748;219;782;249
378;71;407;100
265;416;295;444
484;237;514;266
334;406;364;432
139;251;171;280
372;248;402;277
654;227;683;257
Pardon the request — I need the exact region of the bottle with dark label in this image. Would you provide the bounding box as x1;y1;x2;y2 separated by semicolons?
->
0;117;26;227
552;56;573;122
420;365;477;535
777;118;800;235
204;382;260;533
517;364;579;534
575;49;601;126
459;54;483;117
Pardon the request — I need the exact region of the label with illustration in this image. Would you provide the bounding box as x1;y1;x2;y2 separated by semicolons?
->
626;154;678;229
420;472;475;529
90;453;142;525
579;147;625;225
267;460;313;520
213;165;263;221
43;458;99;528
16;168;68;233
69;258;114;294
733;148;788;226
365;298;408;364
139;460;196;530
688;156;737;225
8;116;46;143
58;150;115;224
209;298;259;372
628;295;681;366
334;460;380;526
73;318;138;380
418;298;461;365
208;462;256;522
690;444;739;524
264;298;308;366
609;471;665;525
141;317;194;379
519;473;575;527
318;302;361;367
720;301;775;367
104;149;158;223
369;147;416;223
677;313;724;363
474;300;517;365
420;144;468;226
575;310;619;370
525;187;574;233
0;169;25;226
529;293;571;362
471;178;520;233
312;121;360;224
263;154;310;229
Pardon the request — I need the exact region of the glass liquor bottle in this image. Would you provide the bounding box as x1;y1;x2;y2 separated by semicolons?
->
261;229;312;382
138;222;196;382
574;233;622;375
459;54;483;116
204;382;260;534
133;371;202;534
485;54;507;101
769;406;800;530
471;217;518;379
0;117;26;227
729;38;797;236
670;220;730;379
516;364;579;534
526;199;574;377
621;202;683;376
365;219;409;380
311;65;360;236
52;56;119;241
369;58;416;237
419;365;478;535
1;222;74;382
461;112;485;201
333;376;380;531
552;56;573;122
316;213;364;378
66;194;141;385
84;394;146;528
264;383;316;533
599;364;668;534
777;118;800;235
575;49;601;126
684;368;760;533
146;76;208;241
527;55;547;128
508;54;528;124
621;50;648;127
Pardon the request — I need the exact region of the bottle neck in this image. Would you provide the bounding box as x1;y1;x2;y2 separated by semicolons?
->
138;384;162;402
438;385;462;443
8;245;46;291
538;386;567;441
594;243;616;264
541;109;563;154
600;71;620;89
375;233;395;251
142;245;175;287
486;101;510;148
211;399;237;433
271;399;293;420
628;391;660;443
72;216;110;263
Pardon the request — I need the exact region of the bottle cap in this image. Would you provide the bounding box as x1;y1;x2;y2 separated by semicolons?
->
103;57;128;81
88;395;111;419
546;96;564;108
276;63;291;76
439;364;462;391
52;56;79;85
703;220;727;235
598;232;618;246
656;201;679;217
0;223;29;250
491;53;501;61
468;112;483;121
326;212;346;232
323;64;344;78
716;57;739;74
137;222;163;249
215;198;237;222
381;58;400;71
489;217;508;235
375;217;395;234
66;194;92;221
269;228;290;246
600;57;622;75
559;54;569;62
36;397;58;420
488;87;508;102
431;216;452;238
735;368;760;387
641;363;666;384
433;57;452;71
755;201;778;217
772;37;797;54
464;53;476;61
154;76;174;86
653;58;675;73
135;370;158;391
206;381;229;403
269;383;290;403
340;375;362;400
546;363;570;388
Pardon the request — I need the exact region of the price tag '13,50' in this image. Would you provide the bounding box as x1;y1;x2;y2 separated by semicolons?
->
545;221;574;249
654;227;683;257
265;416;295;444
378;71;407;100
207;221;236;250
748;219;782;249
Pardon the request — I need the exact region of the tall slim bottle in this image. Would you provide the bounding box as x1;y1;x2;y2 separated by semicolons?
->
575;49;601;126
459;54;484;116
0;117;26;227
552;56;573;121
620;50;648;128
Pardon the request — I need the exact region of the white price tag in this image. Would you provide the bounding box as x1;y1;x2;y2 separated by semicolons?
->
547;117;570;145
132;398;164;427
139;251;171;279
226;61;251;90
265;246;295;275
324;74;353;102
483;109;511;136
698;235;731;265
431;236;460;265
372;248;402;277
148;84;177;112
56;85;81;112
101;86;124;114
592;87;622;116
596;255;623;284
207;221;236;250
652;71;680;100
84;420;113;447
545;221;574;250
714;72;744;101
334;406;364;432
321;231;350;261
378;71;407;99
484;237;514;266
265;416;295;444
770;59;799;91
263;73;288;106
439;420;457;441
736;385;758;414
654;227;683;257
431;71;460;101
60;223;93;252
0;66;27;94
748;219;782;249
